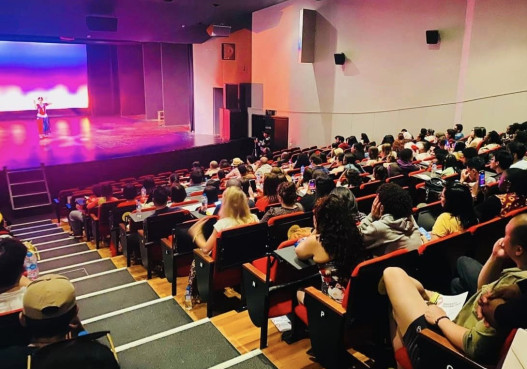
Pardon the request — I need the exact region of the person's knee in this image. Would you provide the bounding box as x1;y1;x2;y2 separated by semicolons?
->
383;267;405;281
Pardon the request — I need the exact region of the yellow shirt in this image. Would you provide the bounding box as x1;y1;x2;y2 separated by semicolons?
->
431;212;462;237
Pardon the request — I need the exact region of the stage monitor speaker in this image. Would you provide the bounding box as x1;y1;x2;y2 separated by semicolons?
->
426;30;440;44
298;9;317;63
207;25;231;37
86;16;118;32
334;53;346;65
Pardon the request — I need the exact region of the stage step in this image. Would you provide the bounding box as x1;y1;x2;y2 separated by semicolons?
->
4;164;52;211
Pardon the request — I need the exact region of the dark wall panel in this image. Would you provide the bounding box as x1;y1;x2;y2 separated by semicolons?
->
143;43;164;120
86;45;120;116
161;44;193;127
117;45;146;116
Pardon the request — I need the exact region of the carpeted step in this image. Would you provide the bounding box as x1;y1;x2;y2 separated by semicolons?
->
38;250;100;272
77;282;160;321
40;258;116;279
19;232;71;244
10;223;58;235
228;353;277;369
12;227;62;239
10;220;52;230
38;243;91;260
84;298;192;347
72;269;136;296
117;321;240;369
34;238;80;251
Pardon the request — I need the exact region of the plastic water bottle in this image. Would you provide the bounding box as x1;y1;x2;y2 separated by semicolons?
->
301;165;305;175
25;251;39;281
432;163;438;177
140;186;147;199
184;286;193;310
136;200;142;219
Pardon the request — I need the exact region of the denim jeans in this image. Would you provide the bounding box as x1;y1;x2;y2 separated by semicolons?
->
451;256;483;297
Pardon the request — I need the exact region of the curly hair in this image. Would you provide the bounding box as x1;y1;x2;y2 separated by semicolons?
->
377;183;412;219
277;181;297;206
314;194;365;279
442;183;478;229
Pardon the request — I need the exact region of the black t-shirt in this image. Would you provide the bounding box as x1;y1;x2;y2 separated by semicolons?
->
0;345;36;369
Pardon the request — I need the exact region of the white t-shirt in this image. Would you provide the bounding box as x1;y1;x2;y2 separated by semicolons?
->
0;287;26;314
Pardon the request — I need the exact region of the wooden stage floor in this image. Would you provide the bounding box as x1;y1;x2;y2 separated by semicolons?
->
0;116;225;170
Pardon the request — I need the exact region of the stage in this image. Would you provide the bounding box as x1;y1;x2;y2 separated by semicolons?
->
0;115;225;169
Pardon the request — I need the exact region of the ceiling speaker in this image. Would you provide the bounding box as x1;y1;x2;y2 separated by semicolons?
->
334;53;346;65
426;30;440;44
206;25;231;37
86;16;118;32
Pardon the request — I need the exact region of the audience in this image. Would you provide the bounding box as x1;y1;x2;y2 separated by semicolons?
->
507;141;527;170
360;183;421;257
387;148;419;177
255;173;286;212
260;182;303;223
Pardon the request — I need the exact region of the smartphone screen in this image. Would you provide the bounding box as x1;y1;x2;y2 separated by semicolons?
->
308;179;316;191
479;170;486;187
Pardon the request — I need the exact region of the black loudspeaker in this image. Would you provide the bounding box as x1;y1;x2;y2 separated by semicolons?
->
86;16;118;32
334;53;346;65
426;30;440;44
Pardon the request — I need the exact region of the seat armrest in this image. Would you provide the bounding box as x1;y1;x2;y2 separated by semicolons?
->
161;237;172;250
419;328;460;354
243;263;266;283
304;286;345;316
193;249;214;264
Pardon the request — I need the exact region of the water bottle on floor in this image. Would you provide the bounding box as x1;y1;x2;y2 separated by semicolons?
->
184;286;193;310
24;250;39;281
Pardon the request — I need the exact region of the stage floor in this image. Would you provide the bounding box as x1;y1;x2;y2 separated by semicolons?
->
0;116;224;169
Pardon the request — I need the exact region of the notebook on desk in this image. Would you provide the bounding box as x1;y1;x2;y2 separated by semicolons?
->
274;246;316;270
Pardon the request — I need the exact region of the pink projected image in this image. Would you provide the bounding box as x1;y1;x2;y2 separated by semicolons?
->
0;41;89;112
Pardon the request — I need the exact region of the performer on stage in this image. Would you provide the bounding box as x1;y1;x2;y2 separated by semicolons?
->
254;130;272;157
34;97;51;139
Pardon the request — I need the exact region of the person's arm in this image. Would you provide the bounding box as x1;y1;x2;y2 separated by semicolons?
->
430;213;449;239
477;237;507;290
295;234;318;260
192;228;218;254
425;304;469;352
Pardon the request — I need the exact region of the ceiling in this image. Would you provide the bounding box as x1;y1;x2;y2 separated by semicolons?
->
0;0;291;44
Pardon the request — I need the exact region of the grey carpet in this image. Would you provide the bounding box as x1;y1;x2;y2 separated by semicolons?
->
41;259;116;279
73;269;135;296
39;251;100;272
231;354;277;369
11;223;58;234
21;232;71;244
39;244;91;260
10;220;51;230
13;227;63;239
117;322;239;369
35;238;79;250
77;282;159;320
84;299;192;347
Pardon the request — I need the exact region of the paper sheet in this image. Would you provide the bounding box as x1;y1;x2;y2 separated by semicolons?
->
437;292;469;320
271;315;292;332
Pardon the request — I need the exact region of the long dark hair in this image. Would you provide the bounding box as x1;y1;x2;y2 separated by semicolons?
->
443;183;478;229
314;194;364;278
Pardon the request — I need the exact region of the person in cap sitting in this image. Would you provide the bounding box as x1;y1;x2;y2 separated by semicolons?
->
1;274;85;369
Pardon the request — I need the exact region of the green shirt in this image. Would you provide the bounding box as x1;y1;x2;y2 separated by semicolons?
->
454;268;527;364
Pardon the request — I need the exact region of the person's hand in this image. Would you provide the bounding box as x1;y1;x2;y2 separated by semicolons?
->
477;284;521;319
370;196;383;220
470;180;479;198
477;294;506;328
491;237;508;260
460;169;469;183
424;304;448;326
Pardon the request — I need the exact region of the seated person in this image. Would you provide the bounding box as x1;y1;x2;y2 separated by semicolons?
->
478;130;502;154
225;158;244;179
373;165;388;182
383;214;527;368
475;168;527;222
118;183;137;207
338;168;363;188
466;126;486;149
296;191;365;304
299;172;336;213
68;183;118;238
0;212;13;238
260;182;303;223
387;148;419;177
359;183;421;257
170;183;187;204
487;150;512;184
185;169;205;196
255;173;286;212
204;160;220;177
364;146;382;166
187;187;259;299
430;183;478;240
0;238;30;315
454;123;464;140
1;274;86;367
151;186;177;215
440;154;462;177
508;141;527;170
478;278;527;330
213;179;255;215
460;157;485;198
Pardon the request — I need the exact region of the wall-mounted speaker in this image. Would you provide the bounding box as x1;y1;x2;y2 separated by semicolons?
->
86;16;118;32
426;30;440;44
299;9;316;63
334;53;346;65
206;25;231;37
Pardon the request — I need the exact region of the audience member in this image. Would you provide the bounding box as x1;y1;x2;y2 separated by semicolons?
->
440;154;461;177
296;193;365;304
507;141;527;170
204;161;220;177
359;183;421;257
170;183;187;203
454;123;464;140
255;173;286;212
255;156;273;177
0;238;30;315
466;126;486;149
299;173;335;212
260;182;303;223
430;183;478;239
185;169;204;195
478;130;502;154
387;148;419;177
487;150;512;183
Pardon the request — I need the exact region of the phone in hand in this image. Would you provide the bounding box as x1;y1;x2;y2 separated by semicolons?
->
418;227;431;241
308;179;316;191
479;170;486;187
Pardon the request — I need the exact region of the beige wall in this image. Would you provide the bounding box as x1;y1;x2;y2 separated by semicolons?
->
252;0;527;148
193;29;252;135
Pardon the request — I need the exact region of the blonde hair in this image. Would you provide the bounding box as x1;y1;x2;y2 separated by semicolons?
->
219;187;254;224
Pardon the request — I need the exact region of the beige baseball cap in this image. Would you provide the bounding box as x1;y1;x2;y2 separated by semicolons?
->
231;157;243;166
23;274;76;320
